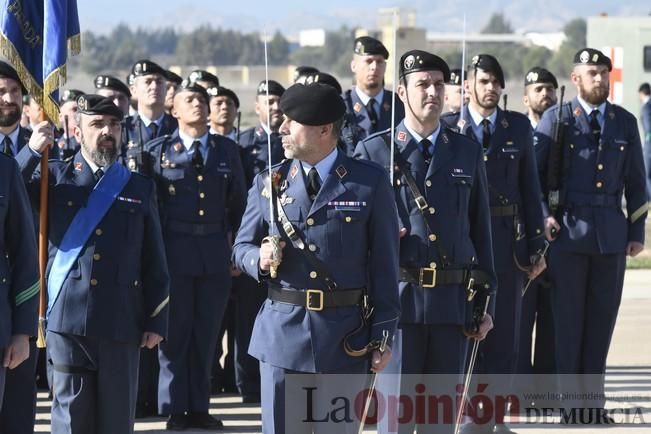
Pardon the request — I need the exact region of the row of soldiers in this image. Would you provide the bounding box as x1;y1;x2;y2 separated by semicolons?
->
0;33;648;434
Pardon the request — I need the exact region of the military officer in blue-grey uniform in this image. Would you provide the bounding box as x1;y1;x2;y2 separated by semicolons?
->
341;36;405;155
57;89;85;160
18;94;170;434
355;50;496;434
442;54;547;433
207;85;240;141
0;60;55;434
443;68;466;114
535;48;648;414
239;80;286;187
123;60;178;172
143;80;247;430
639;82;651;194
164;70;183;116
233;82;400;434
517;67;558;400
94;74;132;117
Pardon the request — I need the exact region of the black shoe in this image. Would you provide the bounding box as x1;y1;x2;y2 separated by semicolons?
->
188;412;224;430
242;393;261;404
166;413;189;431
493;424;517;434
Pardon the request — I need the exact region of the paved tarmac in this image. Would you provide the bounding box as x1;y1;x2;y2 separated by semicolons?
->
33;269;651;433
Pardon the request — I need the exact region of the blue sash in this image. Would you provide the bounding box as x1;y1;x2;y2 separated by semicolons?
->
47;163;132;316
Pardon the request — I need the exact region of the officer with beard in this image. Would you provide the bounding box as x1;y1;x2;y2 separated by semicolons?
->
523;67;558;129
535;48;648;419
21;94;170;434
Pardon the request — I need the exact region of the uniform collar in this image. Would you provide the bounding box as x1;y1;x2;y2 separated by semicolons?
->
576;95;606;119
528;114;538;130
354;86;384;109
467;103;497;129
0;125;21;154
210;126;237;141
178;129;209;151
300;147;338;182
138;111;165;128
403;119;441;147
80;152;112;175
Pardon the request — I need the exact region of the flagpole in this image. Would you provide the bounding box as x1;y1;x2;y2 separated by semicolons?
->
37;149;49;348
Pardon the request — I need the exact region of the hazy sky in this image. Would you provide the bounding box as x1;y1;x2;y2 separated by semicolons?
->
78;0;651;36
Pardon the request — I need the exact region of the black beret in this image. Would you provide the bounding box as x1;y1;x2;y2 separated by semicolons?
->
188;69;220;88
470;54;505;88
280;83;346;126
524;67;558;89
76;94;123;119
447;69;465;86
207;86;240;109
293;66;319;83
131;59;167;78
60;89;85;104
399;50;451;82
573;48;612;71
94;75;131;98
165;70;183;85
0;60;27;94
354;36;389;59
303;72;342;95
175;79;210;108
257;80;285;97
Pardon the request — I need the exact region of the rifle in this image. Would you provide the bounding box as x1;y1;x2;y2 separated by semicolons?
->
545;85;566;238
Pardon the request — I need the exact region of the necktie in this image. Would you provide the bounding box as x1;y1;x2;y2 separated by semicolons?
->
367;99;379;133
94;168;104;183
2;136;13;157
481;119;492;150
420;139;433;162
306;167;321;200
149;122;159;139
589;110;601;143
191;140;204;172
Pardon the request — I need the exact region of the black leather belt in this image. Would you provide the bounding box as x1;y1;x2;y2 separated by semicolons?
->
565;192;619;208
268;286;363;311
400;267;490;289
166;221;224;236
490;204;518;217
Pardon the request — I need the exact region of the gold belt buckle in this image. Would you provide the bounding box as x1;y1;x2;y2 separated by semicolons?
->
306;289;324;311
419;268;437;288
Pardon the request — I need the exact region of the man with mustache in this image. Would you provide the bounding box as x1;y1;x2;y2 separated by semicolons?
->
21;94;170;434
442;54;547;434
523;67;558;129
0;60;56;434
355;49;496;434
144;80;246;430
535;48;648;422
443;68;467;114
239;80;286;187
123;60;178;173
341;36;404;155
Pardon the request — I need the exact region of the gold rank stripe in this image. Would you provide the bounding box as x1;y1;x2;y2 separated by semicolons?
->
630;202;649;224
150;296;170;318
15;281;40;306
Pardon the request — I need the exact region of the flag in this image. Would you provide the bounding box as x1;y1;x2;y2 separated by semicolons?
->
0;0;80;123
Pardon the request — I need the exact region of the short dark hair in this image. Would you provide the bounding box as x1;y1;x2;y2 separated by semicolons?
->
639;83;651;95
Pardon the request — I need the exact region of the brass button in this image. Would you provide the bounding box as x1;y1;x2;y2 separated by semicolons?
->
596;181;603;188
1;278;6;283
429;262;437;269
570;144;574;149
307;218;315;226
95;228;103;236
428;207;435;214
67;201;73;207
134;280;139;287
597;164;604;171
90;278;98;286
309;271;317;279
308;244;317;252
484;155;488;161
93;253;101;261
199;192;205;199
510;155;515;159
345;216;352;223
425;180;432;187
428;234;437;242
619;145;625;151
197;175;204;181
536;229;541;234
199;210;205;216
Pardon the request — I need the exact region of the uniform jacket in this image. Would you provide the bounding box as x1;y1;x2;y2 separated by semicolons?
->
232;150;400;373
535;98;648;254
354;121;496;324
238;124;284;188
641;99;651;146
123;112;178;169
145;130;247;276
18;150;170;344
443;107;546;272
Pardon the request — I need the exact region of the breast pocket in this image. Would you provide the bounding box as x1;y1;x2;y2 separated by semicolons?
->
113;200;145;242
326;208;368;258
450;174;473;216
605;139;628;174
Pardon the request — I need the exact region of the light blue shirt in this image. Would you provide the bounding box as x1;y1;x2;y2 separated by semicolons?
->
300;147;338;184
0;126;21;156
138;111;165;129
178;130;209;161
354;86;384;118
403;120;441;155
468;104;498;144
577;95;606;130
